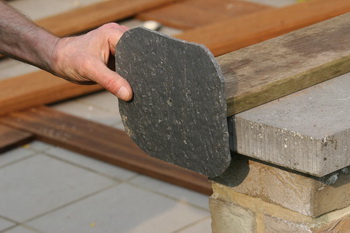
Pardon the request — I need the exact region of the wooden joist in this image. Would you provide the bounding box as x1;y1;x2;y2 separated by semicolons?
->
137;0;272;30
0;107;212;195
0;71;103;116
0;124;33;153
35;0;179;37
221;12;350;116
175;0;350;56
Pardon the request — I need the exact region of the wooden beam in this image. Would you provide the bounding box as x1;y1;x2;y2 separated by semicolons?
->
175;0;350;56
0;124;33;153
35;0;180;37
0;106;212;195
137;0;272;30
221;12;350;116
0;71;103;116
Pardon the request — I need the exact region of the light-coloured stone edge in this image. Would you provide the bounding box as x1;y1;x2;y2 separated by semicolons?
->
232;116;350;177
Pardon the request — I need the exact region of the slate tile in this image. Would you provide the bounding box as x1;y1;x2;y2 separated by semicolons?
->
46;147;137;181
28;183;209;233
130;176;210;210
0;154;115;222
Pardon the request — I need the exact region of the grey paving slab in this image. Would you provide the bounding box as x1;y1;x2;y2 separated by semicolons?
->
24;141;53;153
28;183;209;233
177;217;212;233
0;217;15;231
52;100;120;126
0;154;115;222
234;73;350;176
0;60;39;81
9;0;104;20
46;146;137;181
3;226;39;233
0;147;35;168
130;176;209;210
77;91;120;115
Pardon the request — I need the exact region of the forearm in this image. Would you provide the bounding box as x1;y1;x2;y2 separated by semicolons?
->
0;1;59;72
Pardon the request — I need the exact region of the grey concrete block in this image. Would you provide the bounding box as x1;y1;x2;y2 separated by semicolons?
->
233;73;350;176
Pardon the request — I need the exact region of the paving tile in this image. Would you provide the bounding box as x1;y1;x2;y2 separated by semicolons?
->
177;217;212;233
28;183;209;233
52;101;120;126
0;154;115;222
9;0;104;20
0;147;35;168
130;176;210;210
46;146;137;181
23;141;53;153
77;91;120;115
0;59;39;81
0;217;16;231
3;226;38;233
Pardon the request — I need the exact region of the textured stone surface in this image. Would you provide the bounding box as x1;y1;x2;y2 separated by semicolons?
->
212;155;350;217
232;73;350;176
115;27;230;177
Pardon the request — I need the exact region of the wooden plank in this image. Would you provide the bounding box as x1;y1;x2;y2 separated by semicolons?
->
0;124;33;153
0;71;103;116
175;0;350;56
0;106;212;195
137;0;271;30
35;0;180;37
221;12;350;116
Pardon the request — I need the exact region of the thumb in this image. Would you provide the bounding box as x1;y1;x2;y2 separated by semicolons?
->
91;62;132;101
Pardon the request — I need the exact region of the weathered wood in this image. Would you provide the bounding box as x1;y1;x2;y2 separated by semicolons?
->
0;71;103;116
0;124;33;153
35;0;179;37
0;107;212;195
137;0;272;30
175;0;350;56
221;12;350;116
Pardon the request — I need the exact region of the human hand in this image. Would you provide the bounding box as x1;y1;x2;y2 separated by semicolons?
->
50;23;132;101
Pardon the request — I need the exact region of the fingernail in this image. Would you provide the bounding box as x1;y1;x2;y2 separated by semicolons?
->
116;86;130;100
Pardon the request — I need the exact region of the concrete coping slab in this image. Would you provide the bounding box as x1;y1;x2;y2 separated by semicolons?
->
231;72;350;177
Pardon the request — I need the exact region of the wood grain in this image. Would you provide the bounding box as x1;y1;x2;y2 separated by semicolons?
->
35;0;179;37
0;124;33;153
175;0;350;56
0;71;103;116
0;106;212;195
220;12;350;116
138;0;271;30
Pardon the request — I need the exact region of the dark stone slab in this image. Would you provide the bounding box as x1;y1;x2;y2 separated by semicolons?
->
115;27;230;177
